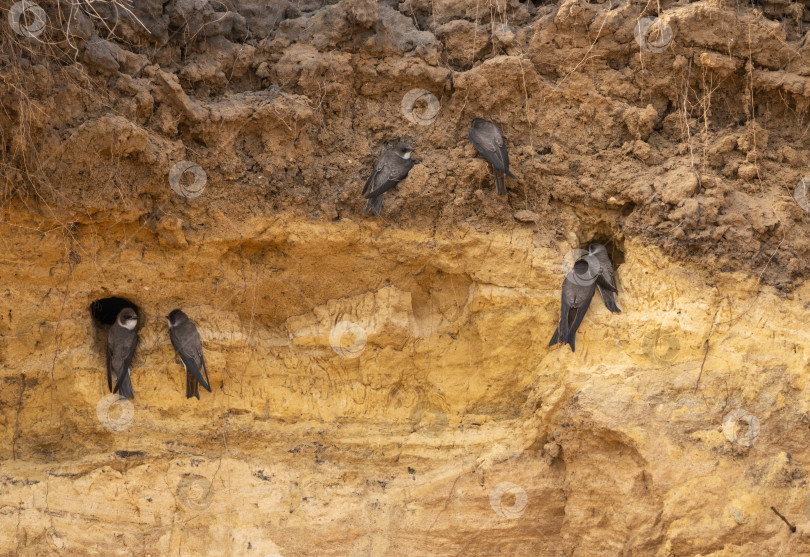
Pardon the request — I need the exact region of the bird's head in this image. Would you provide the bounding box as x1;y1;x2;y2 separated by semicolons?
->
117;307;138;330
588;243;606;256
392;142;413;160
166;308;187;328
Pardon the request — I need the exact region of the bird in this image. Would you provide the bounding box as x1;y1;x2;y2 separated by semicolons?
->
362;142;414;216
467;118;516;195
588;243;621;313
549;258;597;352
166;309;211;400
107;307;138;399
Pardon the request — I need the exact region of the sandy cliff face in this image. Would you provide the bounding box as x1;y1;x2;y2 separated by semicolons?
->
2;0;810;555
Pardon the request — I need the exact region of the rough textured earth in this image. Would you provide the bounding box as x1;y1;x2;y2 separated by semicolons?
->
2;0;810;555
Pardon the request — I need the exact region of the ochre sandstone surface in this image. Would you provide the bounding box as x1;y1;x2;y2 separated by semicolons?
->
2;0;810;555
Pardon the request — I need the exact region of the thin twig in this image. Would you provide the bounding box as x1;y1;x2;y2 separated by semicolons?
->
695;303;722;393
770;506;796;533
694;339;709;394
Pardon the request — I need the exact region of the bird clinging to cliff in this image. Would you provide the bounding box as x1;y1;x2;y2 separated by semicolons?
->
362;142;414;216
167;309;211;400
468;118;516;195
589;243;621;313
549;257;598;352
107;307;139;399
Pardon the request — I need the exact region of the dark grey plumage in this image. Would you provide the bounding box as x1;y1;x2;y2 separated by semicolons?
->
107;307;138;399
589;243;621;313
549;258;597;352
167;309;211;399
468;118;516;195
362;142;414;216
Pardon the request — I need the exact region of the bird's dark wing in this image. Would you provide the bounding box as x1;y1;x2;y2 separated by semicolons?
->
118;335;138;383
549;291;571;347
364;195;385;216
595;274;618;293
597;284;621;313
361;162;380;196
594;253;618;293
589;248;617;292
565;283;596;352
172;322;211;393
109;329;137;399
186;354;211;394
110;331;137;373
469;126;510;174
364;156;413;199
115;370;135;400
107;325;138;398
493;132;516;178
493;168;506;196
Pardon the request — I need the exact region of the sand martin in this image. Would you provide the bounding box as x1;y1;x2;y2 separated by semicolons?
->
468;118;516;195
589;243;621;313
362;142;414;216
107;307;138;399
167;309;211;399
549;258;597;352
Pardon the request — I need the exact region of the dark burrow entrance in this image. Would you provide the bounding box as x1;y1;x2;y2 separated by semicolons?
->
89;297;141;327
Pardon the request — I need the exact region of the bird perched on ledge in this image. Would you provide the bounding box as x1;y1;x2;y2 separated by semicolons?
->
589;243;621;313
549;258;597;352
167;309;211;399
362;142;414;216
468;118;516;195
107;307;138;399
549;244;621;352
